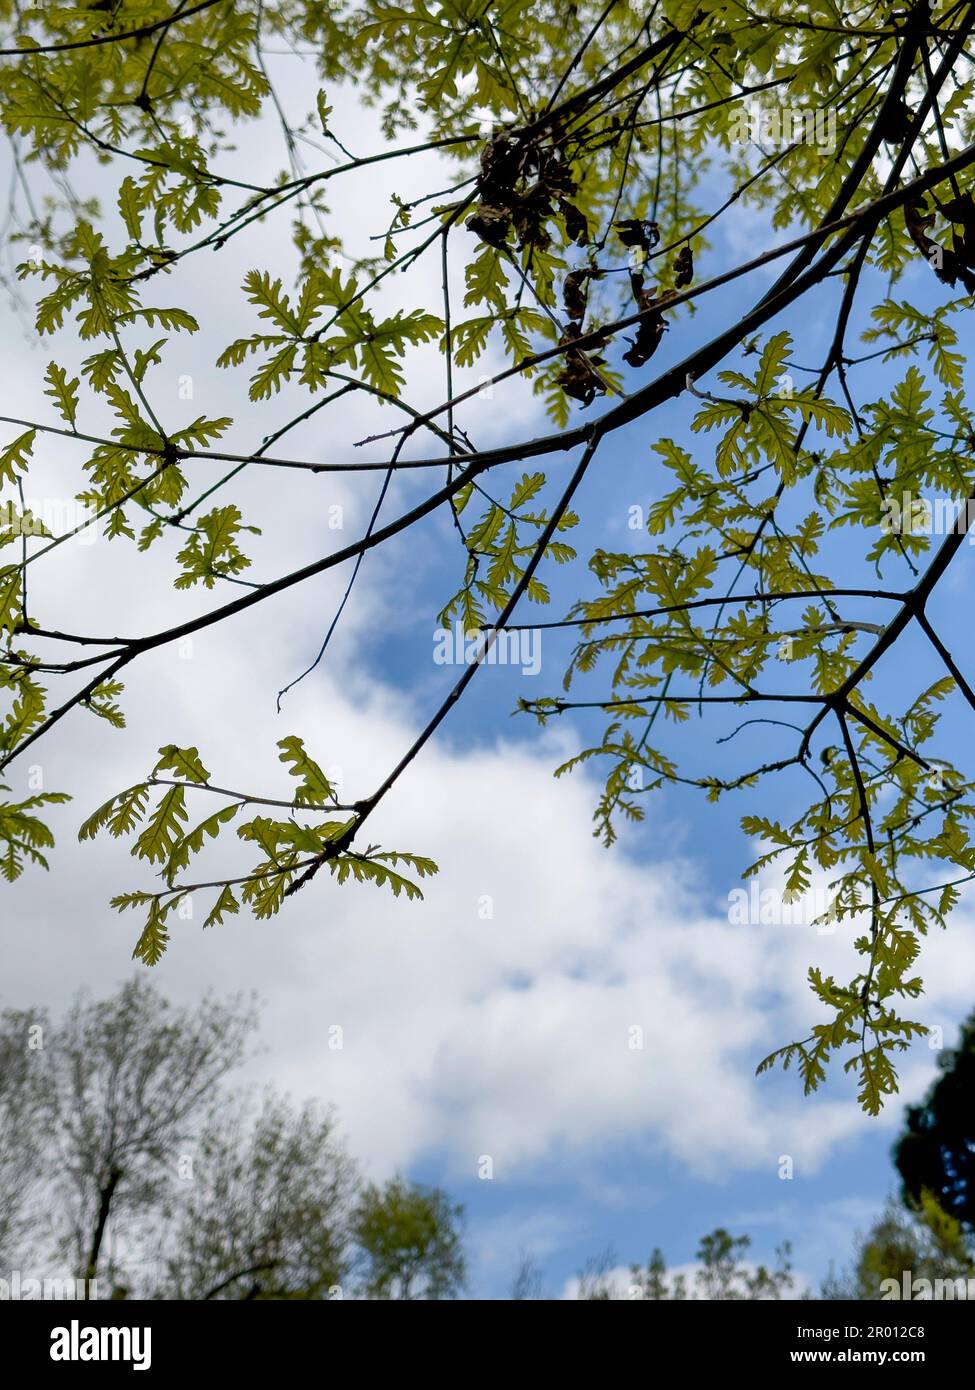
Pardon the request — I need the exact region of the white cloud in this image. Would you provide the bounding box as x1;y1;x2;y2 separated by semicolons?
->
6;609;975;1187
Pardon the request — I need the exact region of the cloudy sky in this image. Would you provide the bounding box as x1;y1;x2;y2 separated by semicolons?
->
2;43;974;1299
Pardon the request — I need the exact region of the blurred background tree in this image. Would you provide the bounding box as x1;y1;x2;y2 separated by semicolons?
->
3;979;974;1299
0;980;465;1299
895;1009;975;1234
0;1006;49;1266
352;1176;466;1300
156;1093;357;1300
47;978;255;1293
574;1230;794;1300
821;1192;974;1300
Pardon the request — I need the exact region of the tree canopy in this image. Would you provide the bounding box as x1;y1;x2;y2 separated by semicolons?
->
895;1005;975;1231
2;0;975;1115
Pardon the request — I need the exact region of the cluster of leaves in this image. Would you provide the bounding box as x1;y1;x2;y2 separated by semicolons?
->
79;739;436;964
17;220;232;551
1;1;269;161
528;327;975;1113
218;266;442;402
0;782;70;883
440;471;578;633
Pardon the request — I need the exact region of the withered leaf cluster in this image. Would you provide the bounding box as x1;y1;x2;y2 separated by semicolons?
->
556;267;608;406
613;218;661;254
906;194;975;295
466;130;588;253
673;244;694;288
610;222;689;367
623;269;667;368
553;227;695;399
562;267;596;322
554;330;611;407
620;241;692;369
